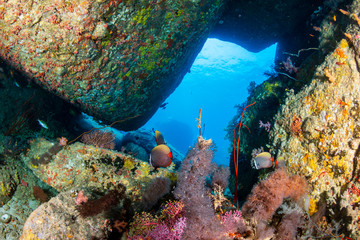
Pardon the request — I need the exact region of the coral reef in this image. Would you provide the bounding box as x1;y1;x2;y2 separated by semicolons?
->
265;1;360;238
4;0;360;239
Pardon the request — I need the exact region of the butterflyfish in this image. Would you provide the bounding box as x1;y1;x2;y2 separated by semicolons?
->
155;130;166;145
150;130;173;168
252;152;277;169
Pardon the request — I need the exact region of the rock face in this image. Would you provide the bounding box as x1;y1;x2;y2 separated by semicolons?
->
23;138;176;205
267;2;360;237
210;0;321;53
225;0;360;237
20;191;110;240
0;0;226;130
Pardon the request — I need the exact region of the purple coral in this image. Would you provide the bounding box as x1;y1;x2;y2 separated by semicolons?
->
211;165;230;189
146;217;187;240
221;210;246;234
128;200;186;240
259;120;271;132
173;136;224;240
276;211;304;240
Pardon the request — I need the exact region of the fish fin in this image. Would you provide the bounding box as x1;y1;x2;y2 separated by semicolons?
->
168;151;173;159
254;160;259;169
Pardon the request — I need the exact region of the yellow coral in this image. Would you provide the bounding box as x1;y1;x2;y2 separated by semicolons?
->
309;198;318;216
138;162;151;176
123;158;135;170
0;182;10;196
340;38;348;49
132;5;151;25
306;154;318;172
334;48;347;60
167;162;176;171
167;172;178;182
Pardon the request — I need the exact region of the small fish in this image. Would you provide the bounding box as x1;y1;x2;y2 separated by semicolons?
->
155;130;166;145
252;152;276;169
275;156;286;169
37;119;48;129
150;144;173;169
150;130;173;168
159;102;168;110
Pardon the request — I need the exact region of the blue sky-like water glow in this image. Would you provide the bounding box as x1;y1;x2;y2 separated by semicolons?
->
144;38;277;166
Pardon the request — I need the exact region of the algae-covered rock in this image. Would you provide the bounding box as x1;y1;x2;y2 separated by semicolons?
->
22;138;177;205
0;161;20;206
0;195;39;240
0;0;226;130
0;153;54;240
20;190;110;240
268;1;360;237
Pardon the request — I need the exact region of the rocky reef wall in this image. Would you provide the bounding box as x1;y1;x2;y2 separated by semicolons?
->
0;0;226;130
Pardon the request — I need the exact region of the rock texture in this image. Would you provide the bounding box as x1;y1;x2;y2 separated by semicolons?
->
224;0;360;238
22;138;177;206
267;2;360;238
20;191;110;240
0;0;226;130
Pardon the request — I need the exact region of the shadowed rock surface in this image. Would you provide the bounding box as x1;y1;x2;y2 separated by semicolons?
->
0;0;226;130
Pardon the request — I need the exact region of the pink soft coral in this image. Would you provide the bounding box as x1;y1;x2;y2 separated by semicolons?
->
241;169;307;222
221;210;247;234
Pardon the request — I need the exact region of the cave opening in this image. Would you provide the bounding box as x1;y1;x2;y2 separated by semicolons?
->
144;38;277;166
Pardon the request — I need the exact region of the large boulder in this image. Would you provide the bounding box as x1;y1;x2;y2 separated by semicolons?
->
22;138;176;204
0;0;226;130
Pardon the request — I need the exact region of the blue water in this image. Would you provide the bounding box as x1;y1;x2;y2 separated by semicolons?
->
144;38;276;166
